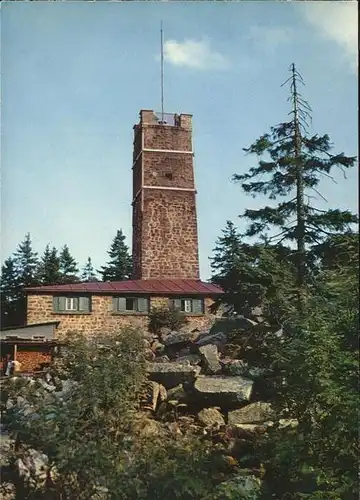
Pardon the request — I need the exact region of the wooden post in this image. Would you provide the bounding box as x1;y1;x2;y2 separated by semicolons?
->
13;343;17;361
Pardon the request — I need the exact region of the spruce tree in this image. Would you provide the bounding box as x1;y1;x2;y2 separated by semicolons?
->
210;221;296;322
0;257;22;327
81;257;98;282
233;64;357;306
13;233;39;288
38;244;61;285
11;233;39;324
59;245;79;284
99;229;132;281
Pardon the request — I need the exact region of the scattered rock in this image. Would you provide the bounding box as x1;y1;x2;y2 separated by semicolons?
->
228;402;274;425
175;354;202;366
197;408;225;428
166;384;188;403
153;355;170;363
191;375;253;406
147;363;200;389
231;423;269;435
199;344;221;374
210;316;258;335
163;331;198;348
159;327;172;338
195;332;228;349
145;348;156;361
279;418;298;429
151;341;165;355
16;448;49;487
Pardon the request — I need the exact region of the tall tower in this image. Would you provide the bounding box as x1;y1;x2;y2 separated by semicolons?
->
132;110;200;280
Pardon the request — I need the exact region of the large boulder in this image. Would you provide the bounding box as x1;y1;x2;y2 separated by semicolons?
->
195;332;228;349
162;331;198;347
228;402;274;425
210;316;257;335
147;363;200;389
198;344;221;374
197;408;225;428
190;375;253;406
221;359;266;379
175;354;202;366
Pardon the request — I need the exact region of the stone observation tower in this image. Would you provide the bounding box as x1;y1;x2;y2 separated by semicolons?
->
132;110;200;280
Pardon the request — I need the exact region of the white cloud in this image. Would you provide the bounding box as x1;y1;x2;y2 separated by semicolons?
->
246;26;292;55
300;1;358;73
163;38;230;70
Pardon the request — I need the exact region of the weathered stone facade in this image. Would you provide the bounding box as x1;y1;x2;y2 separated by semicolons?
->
27;294;217;338
132;110;199;280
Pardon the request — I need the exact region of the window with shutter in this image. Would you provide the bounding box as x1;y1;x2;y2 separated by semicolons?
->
112;296;149;313
137;297;149;313
170;297;204;315
79;296;90;312
53;296;91;313
192;299;204;314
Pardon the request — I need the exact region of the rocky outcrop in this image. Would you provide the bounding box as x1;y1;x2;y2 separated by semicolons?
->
1;315;284;499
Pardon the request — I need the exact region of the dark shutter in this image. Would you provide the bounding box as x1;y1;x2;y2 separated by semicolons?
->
54;296;66;312
79;296;90;312
137;297;148;313
113;297;126;312
173;299;182;310
192;299;204;314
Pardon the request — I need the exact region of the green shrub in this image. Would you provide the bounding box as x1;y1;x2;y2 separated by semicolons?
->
148;306;188;334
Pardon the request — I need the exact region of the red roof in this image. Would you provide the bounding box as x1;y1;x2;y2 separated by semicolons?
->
25;279;223;296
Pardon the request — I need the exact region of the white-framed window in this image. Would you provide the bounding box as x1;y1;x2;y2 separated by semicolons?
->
170;298;204;314
65;298;77;311
183;299;192;313
53;296;91;313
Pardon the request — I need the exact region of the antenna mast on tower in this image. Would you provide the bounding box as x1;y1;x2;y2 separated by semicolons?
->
160;21;164;123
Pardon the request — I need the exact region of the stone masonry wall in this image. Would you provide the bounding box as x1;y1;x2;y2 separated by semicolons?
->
143;152;194;189
143;126;192;151
27;295;217;338
138;190;199;280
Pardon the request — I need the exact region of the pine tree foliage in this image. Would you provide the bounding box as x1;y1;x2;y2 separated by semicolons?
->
38;244;61;285
99;229;132;281
13;233;39;288
260;238;359;499
233;64;357;293
81;256;98;282
210;220;297;323
59;245;79;284
8;233;40;325
0;257;21;327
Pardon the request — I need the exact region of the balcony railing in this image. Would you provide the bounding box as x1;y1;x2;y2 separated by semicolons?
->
154;112;179;127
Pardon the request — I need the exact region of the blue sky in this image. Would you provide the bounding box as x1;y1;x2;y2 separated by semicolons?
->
1;1;358;280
